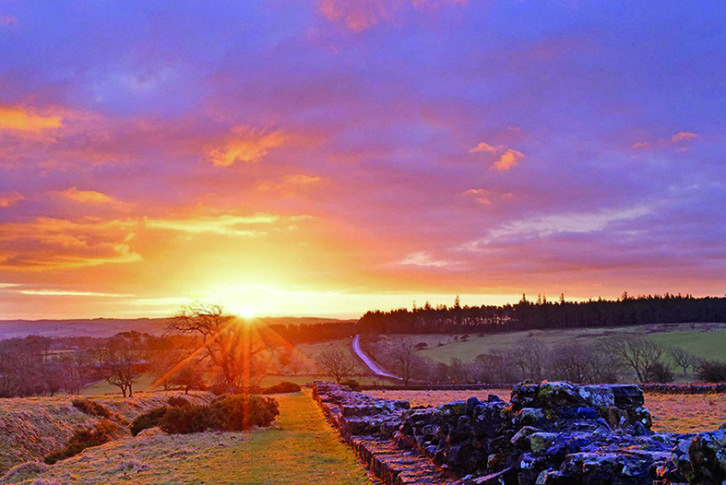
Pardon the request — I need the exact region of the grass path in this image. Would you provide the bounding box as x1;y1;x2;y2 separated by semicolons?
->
9;391;372;484
223;391;371;484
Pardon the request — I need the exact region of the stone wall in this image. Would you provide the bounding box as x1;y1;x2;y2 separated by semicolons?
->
313;380;726;484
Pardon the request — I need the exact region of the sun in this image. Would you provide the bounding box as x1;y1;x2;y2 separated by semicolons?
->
234;306;257;320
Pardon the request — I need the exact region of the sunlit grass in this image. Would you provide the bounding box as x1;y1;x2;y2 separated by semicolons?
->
11;392;371;484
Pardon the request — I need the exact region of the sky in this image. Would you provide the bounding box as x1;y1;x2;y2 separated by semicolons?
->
0;1;725;319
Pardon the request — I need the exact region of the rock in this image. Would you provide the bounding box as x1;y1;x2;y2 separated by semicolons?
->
511;426;539;450
473;465;516;484
688;429;726;482
578;385;615;409
487;449;517;472
488;394;503;403
536;381;586;409
517;407;545;426
440;400;467;416
609;384;645;408
466;397;483;416
511;381;539;410
529;432;557;453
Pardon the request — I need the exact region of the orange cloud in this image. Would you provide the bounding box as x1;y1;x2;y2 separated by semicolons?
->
59;186;115;204
0;191;23;208
0;105;62;132
258;174;322;195
463;188;491;205
0;217;140;270
671;131;699;143
631;141;650;150
470;140;525;171
494;148;525;171
144;213;281;237
206;127;287;166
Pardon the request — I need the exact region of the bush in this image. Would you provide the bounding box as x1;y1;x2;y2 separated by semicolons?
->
130;407;167;436
209;381;231;396
72;398;112;419
159;395;279;434
260;381;301;394
644;362;674;383
340;379;361;391
159;405;213;434
45;420;117;464
167;396;191;407
696;360;726;382
209;395;279;431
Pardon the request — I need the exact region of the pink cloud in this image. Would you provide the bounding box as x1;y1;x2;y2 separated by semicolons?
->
670;131;699;143
0;191;23;208
0;14;17;26
470;140;525;171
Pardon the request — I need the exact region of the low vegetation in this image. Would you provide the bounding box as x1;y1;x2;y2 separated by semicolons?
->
44;420;119;464
5;392;370;484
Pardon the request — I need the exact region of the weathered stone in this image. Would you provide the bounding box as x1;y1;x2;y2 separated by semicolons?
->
578;385;615;409
529;432;557;453
609;384;645;408
536;381;586;409
687;429;726;483
440;400;467;416
516;407;545;426
511;426;539;450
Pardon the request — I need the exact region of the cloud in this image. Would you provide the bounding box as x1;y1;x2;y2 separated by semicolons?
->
0;217;140;270
318;0;465;32
631;141;650;150
400;251;450;267
258;174;322;195
493;149;525;171
0;14;17;26
462;188;490;205
0;105;62;132
463;205;654;250
470;141;525;171
144;213;280;237
0;191;23;208
671;131;699;143
19;289;132;297
206;127;287;167
58;186;115;204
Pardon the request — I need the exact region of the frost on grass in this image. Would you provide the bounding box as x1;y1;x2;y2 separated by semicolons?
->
0;392;212;475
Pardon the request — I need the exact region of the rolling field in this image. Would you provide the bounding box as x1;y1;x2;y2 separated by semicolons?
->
367;389;726;434
5;392;371;485
378;323;726;367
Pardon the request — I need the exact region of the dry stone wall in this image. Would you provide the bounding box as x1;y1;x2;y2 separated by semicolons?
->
313;380;726;484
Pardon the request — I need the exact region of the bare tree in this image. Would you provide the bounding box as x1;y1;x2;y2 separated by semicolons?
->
602;336;664;383
386;339;427;386
513;337;546;380
169;362;205;394
316;346;356;383
669;347;696;377
96;338;142;398
168;303;268;392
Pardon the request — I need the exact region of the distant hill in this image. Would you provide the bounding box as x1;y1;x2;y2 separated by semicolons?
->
0;316;353;339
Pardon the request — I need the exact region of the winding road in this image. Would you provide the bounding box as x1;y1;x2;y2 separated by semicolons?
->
351;334;401;380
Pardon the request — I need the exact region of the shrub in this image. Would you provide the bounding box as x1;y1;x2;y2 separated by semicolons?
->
159;405;212;434
130;407;167;436
340;379;361;391
260;381;301;394
72;398;112;419
209;395;279;431
167;396;191;407
696;360;726;382
644;362;674;383
159;395;280;434
209;381;230;396
44;420;117;464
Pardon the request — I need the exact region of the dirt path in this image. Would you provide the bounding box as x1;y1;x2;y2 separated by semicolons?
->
7;392;372;484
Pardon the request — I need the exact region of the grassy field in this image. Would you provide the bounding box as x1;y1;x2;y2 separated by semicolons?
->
367;389;726;434
0;391;211;475
6;392;371;484
378;323;726;367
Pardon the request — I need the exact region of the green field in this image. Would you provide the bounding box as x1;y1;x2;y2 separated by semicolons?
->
378;322;726;367
9;392;371;484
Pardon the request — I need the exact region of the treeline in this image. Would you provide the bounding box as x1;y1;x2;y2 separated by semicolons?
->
358;294;726;334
